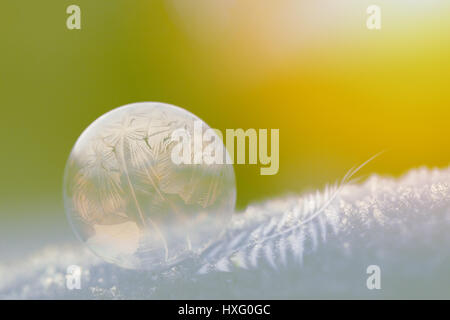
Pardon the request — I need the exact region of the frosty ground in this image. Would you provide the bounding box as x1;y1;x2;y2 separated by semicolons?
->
0;166;449;299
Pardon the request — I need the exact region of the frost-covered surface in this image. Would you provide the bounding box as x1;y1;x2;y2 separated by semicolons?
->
1;167;449;299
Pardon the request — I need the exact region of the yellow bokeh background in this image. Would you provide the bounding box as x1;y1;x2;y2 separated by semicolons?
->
0;0;449;219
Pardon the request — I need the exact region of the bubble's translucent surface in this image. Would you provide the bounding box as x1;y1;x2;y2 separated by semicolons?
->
64;102;236;270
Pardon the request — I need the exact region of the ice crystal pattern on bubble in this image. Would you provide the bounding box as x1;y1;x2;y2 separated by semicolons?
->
64;103;235;270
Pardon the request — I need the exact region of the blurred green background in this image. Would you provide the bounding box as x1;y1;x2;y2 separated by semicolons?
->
1;0;449;244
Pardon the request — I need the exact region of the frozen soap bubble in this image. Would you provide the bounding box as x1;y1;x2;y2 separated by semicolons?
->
63;102;236;270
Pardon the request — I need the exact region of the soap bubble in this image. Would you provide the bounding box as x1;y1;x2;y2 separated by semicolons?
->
64;102;236;270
